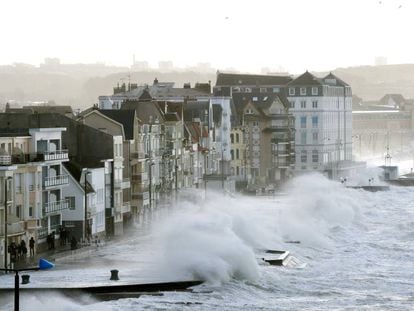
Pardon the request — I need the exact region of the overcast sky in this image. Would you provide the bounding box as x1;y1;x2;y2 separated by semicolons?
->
0;0;412;74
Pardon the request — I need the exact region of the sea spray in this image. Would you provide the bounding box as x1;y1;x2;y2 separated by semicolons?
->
277;173;364;247
151;191;283;283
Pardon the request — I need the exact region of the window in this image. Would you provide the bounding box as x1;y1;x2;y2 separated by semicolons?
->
16;205;21;218
29;206;33;217
301;101;306;108
312;132;318;142
66;196;76;210
231;150;234;160
253;96;258;101
245;87;252;93
301;132;307;144
231;133;234;144
301;150;307;163
236;149;239;159
312;150;319;163
300;116;307;128
273;87;280;93
232;87;240;93
236;133;239;143
260;87;267;93
97;189;104;203
289;88;295;95
245;108;254;115
312;87;318;95
312;100;318;108
312;116;318;128
300;87;306;95
289;101;295;108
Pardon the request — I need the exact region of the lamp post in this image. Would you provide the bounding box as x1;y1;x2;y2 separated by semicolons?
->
4;176;12;273
221;149;225;192
83;171;91;242
0;258;54;311
148;160;154;209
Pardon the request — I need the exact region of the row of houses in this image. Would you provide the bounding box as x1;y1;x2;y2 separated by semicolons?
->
1;70;357;269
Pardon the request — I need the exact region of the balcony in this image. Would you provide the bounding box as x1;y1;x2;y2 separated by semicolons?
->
43;199;69;215
43;150;69;161
37;227;48;239
130;151;146;159
131;172;148;182
263;126;293;133
132;191;149;201
43;174;69;188
114;178;131;190
0;155;11;165
122;202;131;214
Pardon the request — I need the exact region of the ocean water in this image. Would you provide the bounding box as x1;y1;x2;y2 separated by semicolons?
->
1;173;414;310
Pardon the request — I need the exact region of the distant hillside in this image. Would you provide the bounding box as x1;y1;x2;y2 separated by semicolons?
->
1;63;414;110
329;64;414;101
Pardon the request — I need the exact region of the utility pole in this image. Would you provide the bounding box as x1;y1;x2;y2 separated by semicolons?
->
83;171;91;242
221;149;225;192
4;176;11;273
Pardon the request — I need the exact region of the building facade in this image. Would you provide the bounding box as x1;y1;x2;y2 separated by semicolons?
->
286;72;353;179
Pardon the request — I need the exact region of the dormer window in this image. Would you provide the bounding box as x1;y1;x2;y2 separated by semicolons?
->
300;87;307;95
289;88;295;96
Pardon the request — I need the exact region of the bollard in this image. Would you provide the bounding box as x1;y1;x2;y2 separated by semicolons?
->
110;269;119;281
21;274;30;285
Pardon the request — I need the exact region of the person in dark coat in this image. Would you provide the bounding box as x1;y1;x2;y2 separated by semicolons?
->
20;240;27;258
51;232;55;249
29;237;35;257
70;236;77;250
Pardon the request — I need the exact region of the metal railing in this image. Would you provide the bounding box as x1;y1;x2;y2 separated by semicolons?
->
38;227;48;239
0;155;11;165
43;150;69;161
43;174;69;188
43;199;69;215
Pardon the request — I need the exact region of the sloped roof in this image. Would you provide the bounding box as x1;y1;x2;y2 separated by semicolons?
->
216;73;292;86
164;112;180;122
379;94;406;105
322;72;350;87
287;71;322;86
121;100;165;124
63;161;95;193
184;121;209;143
99;110;136;140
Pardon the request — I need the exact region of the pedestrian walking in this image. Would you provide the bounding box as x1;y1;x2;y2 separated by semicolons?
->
29;237;35;257
20;240;27;259
70;236;77;250
51;232;55;249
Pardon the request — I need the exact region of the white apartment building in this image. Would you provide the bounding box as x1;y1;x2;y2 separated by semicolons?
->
287;72;353;179
0;127;69;261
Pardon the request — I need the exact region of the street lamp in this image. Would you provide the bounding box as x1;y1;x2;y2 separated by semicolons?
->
221;149;226;192
147;160;154;209
83;170;91;242
4;176;12;273
0;258;54;311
